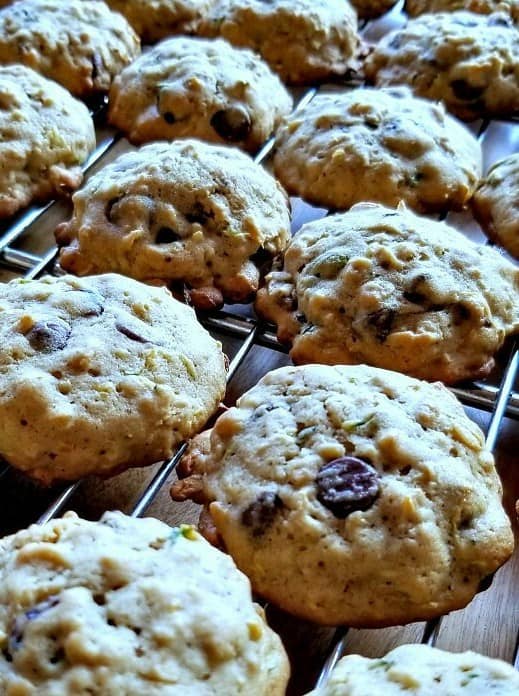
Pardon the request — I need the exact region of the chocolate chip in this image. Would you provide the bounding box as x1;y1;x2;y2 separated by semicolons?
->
316;457;381;518
115;323;152;343
25;319;71;352
155;226;181;244
163;111;176;124
367;308;395;342
241;491;283;537
450;80;485;102
210;106;251;142
477;573;494;593
403;290;426;305
185;202;211;225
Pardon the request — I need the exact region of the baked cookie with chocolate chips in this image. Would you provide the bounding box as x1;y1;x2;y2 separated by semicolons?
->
273;87;481;214
0;64;95;218
108;36;292;152
0;273;227;484
55;139;291;309
255;203;519;383
195;0;359;85
405;0;519;23
472;153;519;260
0;512;289;695
104;0;214;43
0;0;140;98
171;363;513;626
364;11;519;120
306;644;519;695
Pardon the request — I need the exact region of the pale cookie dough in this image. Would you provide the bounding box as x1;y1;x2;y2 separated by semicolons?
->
0;273;227;484
55;139;291;309
108;36;292;152
104;0;214;43
472;153;519;260
0;0;140;98
0;64;95;218
256;203;519;383
172;363;514;627
273;87;482;214
405;0;519;24
0;512;289;695
365;11;519;120
306;644;519;695
195;0;359;85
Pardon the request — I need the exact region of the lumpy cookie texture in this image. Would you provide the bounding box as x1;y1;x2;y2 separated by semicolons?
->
273;87;481;213
472;153;519;259
305;644;519;695
0;64;95;218
405;0;519;23
0;512;289;695
55;139;291;309
195;0;359;84
104;0;214;42
108;36;292;152
0;0;140;98
365;11;519;120
0;273;227;484
172;363;513;626
256;203;519;383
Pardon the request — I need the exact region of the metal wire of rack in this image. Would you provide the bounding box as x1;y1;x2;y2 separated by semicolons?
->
0;13;518;693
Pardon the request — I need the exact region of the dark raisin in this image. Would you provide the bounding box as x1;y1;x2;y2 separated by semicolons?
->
241;491;283;537
450;80;485;102
79;290;104;317
115;323;152;343
24;320;71;352
163;111;176;124
210;106;251;142
316;457;381;518
185;202;212;225
155;226;181;244
452;303;471;323
367;308;395;342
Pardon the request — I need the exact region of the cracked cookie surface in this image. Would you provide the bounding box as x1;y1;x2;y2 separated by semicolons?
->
365;11;519;120
0;512;289;695
195;0;359;84
273;87;481;213
0;273;227;483
56;139;291;308
108;36;292;152
256;203;519;383
0;64;95;218
0;0;140;98
173;363;513;626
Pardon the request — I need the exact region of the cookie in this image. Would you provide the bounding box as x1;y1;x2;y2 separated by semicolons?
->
172;363;514;626
55;140;291;309
0;0;140;98
104;0;213;43
365;11;519;120
305;644;519;695
0;511;289;695
108;36;292;152
405;0;519;24
0;273;227;484
273;87;482;214
472;153;519;260
0;64;95;218
256;203;519;383
195;0;359;85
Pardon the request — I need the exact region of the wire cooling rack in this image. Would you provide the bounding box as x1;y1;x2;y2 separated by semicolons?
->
0;7;518;694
